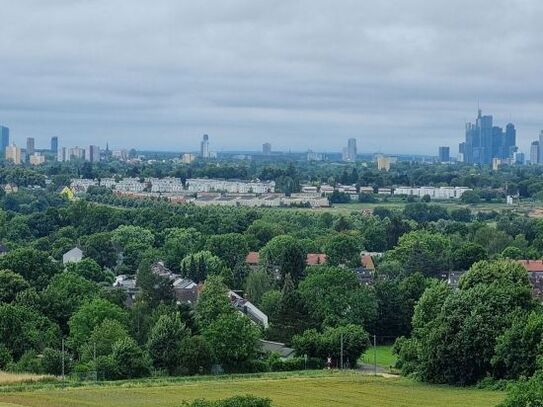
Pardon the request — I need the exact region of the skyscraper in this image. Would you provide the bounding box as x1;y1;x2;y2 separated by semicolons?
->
0;126;9;153
262;142;272;155
530;141;539;164
438;146;450;163
26;137;35;157
200;134;210;159
463;110;516;165
348;138;357;161
342;138;357;161
504;123;516;158
51;137;58;153
539;131;543;164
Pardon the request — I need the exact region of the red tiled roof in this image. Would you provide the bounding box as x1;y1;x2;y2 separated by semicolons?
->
246;251;260;265
306;253;327;266
518;260;543;272
361;255;375;270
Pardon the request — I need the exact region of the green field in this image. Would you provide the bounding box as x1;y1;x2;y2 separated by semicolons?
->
0;372;504;407
322;200;522;214
361;345;397;369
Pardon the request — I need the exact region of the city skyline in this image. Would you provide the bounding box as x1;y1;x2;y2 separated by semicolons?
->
1;1;542;154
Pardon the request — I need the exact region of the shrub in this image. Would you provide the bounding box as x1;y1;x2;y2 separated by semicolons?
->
499;372;543;407
267;354;324;372
41;348;71;376
0;345;13;369
178;336;213;375
95;355;119;380
12;350;42;374
182;395;273;407
111;337;151;379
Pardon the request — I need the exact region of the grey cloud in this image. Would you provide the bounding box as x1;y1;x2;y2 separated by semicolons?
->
0;0;542;154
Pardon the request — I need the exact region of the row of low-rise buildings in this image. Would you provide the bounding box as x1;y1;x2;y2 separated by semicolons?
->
185;178;275;194
393;186;472;199
300;183;470;200
71;177;273;195
191;193;329;208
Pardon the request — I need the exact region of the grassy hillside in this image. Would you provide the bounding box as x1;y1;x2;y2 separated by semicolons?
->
0;372;503;407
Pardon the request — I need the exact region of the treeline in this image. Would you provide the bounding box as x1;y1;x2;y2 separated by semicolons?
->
6;158;543;199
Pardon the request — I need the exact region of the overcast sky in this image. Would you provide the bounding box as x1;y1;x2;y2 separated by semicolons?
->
0;0;542;155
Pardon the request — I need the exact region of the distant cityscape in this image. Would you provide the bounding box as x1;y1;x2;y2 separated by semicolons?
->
1;109;542;167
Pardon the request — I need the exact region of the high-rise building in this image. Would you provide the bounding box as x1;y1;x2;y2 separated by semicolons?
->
26;137;35;157
438;146;450;162
86;145;101;162
29;153;45;166
463;110;517;165
112;149;128;161
0;126;9;153
513;152;525;165
376;154;391;171
5;144;21;164
458;142;465;162
539;131;543;164
307;150;324;161
342;138;357;161
51;137;58;153
69;146;85;160
200;134;210;159
530;141;539;164
181;153;197;164
504;123;516;158
262;142;272;155
58;147;67;162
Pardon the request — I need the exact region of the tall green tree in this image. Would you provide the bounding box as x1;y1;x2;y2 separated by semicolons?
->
111;337;151;379
244;271;274;306
0;248;60;289
298;266;377;329
195;276;234;329
206;233;249;271
163;228;203;271
42;271;100;331
267;274;311;343
203;312;260;371
147;313;190;374
260;235;306;284
0;304;60;360
385;231;450;277
180;251;231;284
0;270;29;304
323;233;362;267
68;298;128;354
395;260;535;385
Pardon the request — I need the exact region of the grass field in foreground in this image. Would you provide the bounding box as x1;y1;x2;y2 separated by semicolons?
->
0;372;504;407
361;345;397;369
0;372;55;386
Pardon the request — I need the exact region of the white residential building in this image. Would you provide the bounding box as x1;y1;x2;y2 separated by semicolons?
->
149;177;185;193
186;178;275;194
116;178;147;192
393;186;471;199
